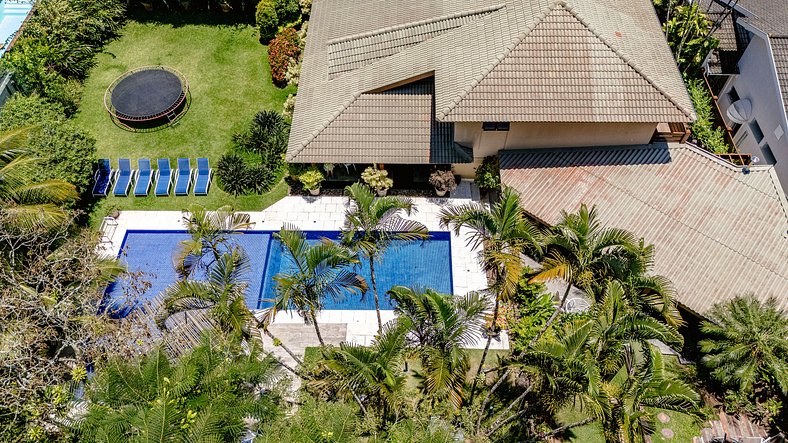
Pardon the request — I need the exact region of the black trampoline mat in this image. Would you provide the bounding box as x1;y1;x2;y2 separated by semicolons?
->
111;69;183;119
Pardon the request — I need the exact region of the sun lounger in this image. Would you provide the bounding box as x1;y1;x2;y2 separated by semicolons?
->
155;158;172;196
113;158;136;197
134;158;153;197
92;158;116;196
174;157;192;196
194;157;212;195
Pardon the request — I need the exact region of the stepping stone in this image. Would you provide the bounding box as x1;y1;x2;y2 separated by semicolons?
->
658;412;671;423
661;428;674;439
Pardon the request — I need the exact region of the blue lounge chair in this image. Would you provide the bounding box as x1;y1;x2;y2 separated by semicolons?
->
134;158;153;197
113;159;136;197
92;158;116;196
194;157;212;195
174;157;192;196
155;158;172;196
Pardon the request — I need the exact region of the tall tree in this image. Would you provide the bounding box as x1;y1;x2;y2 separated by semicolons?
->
309;323;409;422
70;334;283;443
174;204;253;278
342;182;428;334
271;226;368;346
158;247;254;339
699;295;788;397
438;186;541;403
0;129;77;230
530;203;637;344
388;286;488;408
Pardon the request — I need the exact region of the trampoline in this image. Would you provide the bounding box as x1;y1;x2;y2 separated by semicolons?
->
104;66;189;131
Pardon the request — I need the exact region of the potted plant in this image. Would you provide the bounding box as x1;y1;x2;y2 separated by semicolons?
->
299;169;324;196
429;169;457;197
361;166;393;196
287;159;305;181
220;0;232;12
323;163;335;177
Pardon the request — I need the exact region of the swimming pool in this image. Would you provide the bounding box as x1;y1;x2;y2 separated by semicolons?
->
105;230;453;317
0;0;33;57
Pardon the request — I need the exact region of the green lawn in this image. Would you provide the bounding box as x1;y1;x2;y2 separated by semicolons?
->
75;15;295;220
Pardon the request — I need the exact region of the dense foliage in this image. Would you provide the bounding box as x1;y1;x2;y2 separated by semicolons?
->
0;0;126;114
475;155;501;192
268;27;302;86
256;0;300;43
658;2;719;75
0;94;98;198
687;78;730;154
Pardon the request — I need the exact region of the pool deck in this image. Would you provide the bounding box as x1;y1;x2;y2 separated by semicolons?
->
99;182;508;357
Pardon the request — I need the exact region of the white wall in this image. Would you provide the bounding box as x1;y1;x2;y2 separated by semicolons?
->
718;35;788;194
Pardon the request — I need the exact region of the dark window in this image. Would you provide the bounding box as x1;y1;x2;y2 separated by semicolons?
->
750;120;765;143
731;122;742;134
761;144;776;164
482;122;510;131
727;86;740;103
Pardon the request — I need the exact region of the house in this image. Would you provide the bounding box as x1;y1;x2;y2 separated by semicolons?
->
702;0;788;195
288;0;788;316
287;0;695;179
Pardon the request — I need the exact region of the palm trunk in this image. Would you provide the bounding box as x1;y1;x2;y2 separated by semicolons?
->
468;296;499;407
310;307;325;346
538;417;595;439
261;327;303;366
369;257;382;335
483;384;533;436
530;283;572;346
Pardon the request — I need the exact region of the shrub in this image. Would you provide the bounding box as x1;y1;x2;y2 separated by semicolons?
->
282;93;296;120
299;169;324;190
0;94;64;131
507;271;554;352
286;160;305;179
285;57;301;87
268;28;301;86
475;155;500;191
228;110;289;194
274;0;300;23
361;167;393;192
428;169;457;193
216;154;249;196
687;79;731;154
256;0;279;43
298;0;311;16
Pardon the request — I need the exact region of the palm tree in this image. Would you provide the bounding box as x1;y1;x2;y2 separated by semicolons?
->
0;128;77;230
158;247;254;339
438;186;542;402
309;322;409;422
699;295;788;397
174;204;253;278
71;334;282;442
530;203;638;344
342;182;429;334
388;286;489;408
270;226;368;346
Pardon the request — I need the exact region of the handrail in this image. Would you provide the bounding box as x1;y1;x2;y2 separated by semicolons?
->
702;72;740;153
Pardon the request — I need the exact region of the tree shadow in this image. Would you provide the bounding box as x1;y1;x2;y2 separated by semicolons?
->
127;1;256;29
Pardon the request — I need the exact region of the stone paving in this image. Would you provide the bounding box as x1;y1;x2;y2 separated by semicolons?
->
99;181;508;366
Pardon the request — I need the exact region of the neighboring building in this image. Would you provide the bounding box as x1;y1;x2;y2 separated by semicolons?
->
288;0;695;178
703;0;788;195
290;0;788;316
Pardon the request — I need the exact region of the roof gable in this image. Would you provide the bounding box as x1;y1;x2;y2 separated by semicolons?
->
441;4;694;122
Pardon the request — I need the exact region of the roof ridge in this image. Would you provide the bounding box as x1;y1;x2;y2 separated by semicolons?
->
287;92;363;162
326;4;506;46
437;0;561;120
565;145;788;279
560;1;696;119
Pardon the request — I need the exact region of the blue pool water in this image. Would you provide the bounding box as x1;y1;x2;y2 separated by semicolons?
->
105;230;452;316
0;1;33;57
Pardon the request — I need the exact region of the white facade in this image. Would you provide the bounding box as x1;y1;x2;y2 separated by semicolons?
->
716;28;788;195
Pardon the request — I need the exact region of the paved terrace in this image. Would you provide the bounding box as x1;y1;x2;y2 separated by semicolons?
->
99;182;507;368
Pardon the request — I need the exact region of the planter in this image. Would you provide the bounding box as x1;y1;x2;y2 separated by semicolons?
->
309;188;320;196
377;188;388;197
435;188;447;197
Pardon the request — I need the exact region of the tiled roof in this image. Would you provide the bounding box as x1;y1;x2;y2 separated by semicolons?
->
442;5;692;122
499;143;788;315
291;78;471;164
772;38;788;121
734;0;788;37
288;0;695;163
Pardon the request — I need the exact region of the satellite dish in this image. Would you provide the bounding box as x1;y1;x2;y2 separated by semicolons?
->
726;98;753;124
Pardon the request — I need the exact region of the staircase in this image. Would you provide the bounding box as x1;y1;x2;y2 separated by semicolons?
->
693;411;775;443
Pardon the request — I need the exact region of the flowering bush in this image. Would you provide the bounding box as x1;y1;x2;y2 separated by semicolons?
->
268;28;301;86
282;93;296;119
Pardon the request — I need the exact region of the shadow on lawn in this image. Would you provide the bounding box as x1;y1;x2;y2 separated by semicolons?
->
127;3;256;28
